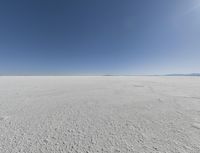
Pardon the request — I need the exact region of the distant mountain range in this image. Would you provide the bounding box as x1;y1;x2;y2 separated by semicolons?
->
165;73;200;76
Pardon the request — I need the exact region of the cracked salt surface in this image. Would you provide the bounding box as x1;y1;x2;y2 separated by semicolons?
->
0;76;200;153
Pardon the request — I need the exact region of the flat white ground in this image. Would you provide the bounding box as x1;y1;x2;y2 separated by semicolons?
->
0;76;200;153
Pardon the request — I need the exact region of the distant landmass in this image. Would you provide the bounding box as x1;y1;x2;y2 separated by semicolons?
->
165;73;200;76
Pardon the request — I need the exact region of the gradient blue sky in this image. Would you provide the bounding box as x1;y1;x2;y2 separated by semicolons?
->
0;0;200;75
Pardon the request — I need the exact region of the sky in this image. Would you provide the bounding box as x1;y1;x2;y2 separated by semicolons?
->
0;0;200;75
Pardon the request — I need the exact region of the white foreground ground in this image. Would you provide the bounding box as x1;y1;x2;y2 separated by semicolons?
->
0;76;200;153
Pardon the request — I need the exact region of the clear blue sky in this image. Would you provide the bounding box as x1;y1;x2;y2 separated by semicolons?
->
0;0;199;75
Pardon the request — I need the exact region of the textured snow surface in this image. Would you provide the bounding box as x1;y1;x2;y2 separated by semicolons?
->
0;76;200;153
